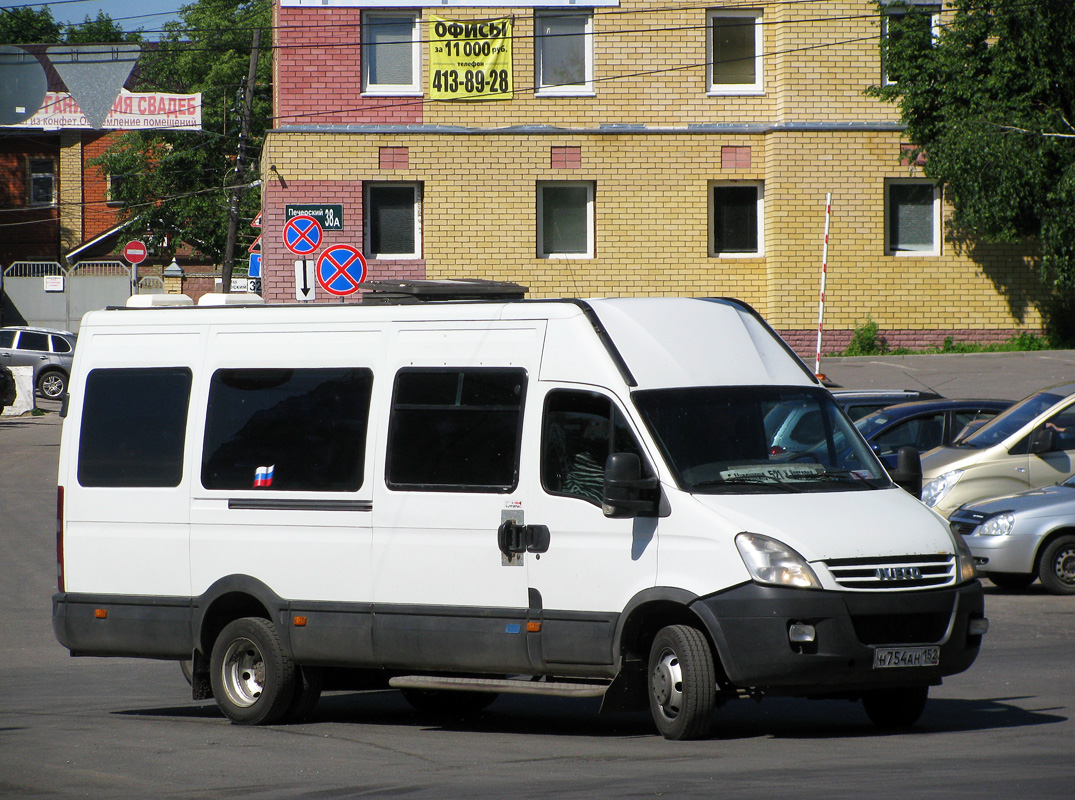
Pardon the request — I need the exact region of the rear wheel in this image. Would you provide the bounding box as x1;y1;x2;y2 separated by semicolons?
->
987;572;1035;591
210;617;295;725
1038;535;1075;595
862;685;928;729
38;370;66;399
647;625;716;740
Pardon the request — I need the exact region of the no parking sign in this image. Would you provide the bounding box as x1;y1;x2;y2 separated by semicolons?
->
316;245;367;296
282;215;323;255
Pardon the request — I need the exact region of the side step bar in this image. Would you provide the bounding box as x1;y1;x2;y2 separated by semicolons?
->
389;675;610;698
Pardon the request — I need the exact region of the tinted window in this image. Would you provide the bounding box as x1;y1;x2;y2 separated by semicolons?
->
0;331;14;348
387;368;526;491
78;367;192;487
16;331;49;352
202;368;373;492
51;335;72;354
542;389;648;505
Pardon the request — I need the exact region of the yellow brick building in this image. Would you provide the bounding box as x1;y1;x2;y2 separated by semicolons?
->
264;0;1046;355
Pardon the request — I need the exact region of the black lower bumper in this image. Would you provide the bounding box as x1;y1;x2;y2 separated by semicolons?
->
690;581;985;695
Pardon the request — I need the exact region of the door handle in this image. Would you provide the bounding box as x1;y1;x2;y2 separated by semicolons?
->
497;520;550;555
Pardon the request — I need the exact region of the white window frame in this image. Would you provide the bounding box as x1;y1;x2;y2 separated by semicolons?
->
364;181;422;259
361;11;422;96
537;181;595;259
881;2;941;86
706;10;763;96
709;180;764;257
28;158;56;207
885;178;941;256
534;11;595;97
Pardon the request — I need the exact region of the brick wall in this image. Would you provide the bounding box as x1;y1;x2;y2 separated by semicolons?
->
0;134;60;264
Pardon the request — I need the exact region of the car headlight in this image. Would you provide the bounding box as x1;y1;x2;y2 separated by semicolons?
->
921;469;964;507
735;532;821;589
976;512;1015;537
953;529;978;582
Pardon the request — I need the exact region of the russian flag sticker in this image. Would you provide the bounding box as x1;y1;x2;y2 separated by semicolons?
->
254;465;275;487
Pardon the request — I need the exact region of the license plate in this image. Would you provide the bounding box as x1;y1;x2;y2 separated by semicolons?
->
873;646;940;669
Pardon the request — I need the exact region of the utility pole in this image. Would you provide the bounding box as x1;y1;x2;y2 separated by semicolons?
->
221;27;261;293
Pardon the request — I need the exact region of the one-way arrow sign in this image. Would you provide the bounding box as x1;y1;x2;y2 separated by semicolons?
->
295;259;315;302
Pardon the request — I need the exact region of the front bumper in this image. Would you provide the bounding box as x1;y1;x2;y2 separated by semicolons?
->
690;581;985;695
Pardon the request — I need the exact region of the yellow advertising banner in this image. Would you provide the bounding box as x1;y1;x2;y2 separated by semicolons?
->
429;16;513;101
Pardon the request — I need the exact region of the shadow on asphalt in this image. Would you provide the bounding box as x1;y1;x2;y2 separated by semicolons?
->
115;688;1066;740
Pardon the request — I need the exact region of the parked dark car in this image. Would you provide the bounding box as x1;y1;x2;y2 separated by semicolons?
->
830;388;943;422
0;326;77;399
0;364;15;408
855;398;1013;469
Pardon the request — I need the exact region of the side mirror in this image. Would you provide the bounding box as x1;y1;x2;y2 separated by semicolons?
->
1029;426;1059;455
889;445;923;498
602;452;659;519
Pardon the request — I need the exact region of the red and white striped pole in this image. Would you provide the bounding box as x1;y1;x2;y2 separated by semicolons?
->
815;193;832;379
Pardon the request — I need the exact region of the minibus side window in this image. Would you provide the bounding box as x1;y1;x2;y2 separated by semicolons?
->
542;389;648;505
201;368;373;492
78;367;193;487
386;368;526;492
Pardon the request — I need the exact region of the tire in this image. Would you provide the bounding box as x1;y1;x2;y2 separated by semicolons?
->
1038;535;1075;595
987;572;1036;591
400;688;498;717
282;666;324;723
862;685;928;729
209;617;296;725
38;370;66;399
647;624;716;740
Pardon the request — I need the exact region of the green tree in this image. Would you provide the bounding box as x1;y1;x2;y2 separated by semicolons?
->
0;6;61;43
89;0;271;264
64;12;142;44
870;0;1075;287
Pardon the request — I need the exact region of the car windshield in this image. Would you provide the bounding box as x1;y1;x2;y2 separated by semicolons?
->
957;387;1075;449
633;386;890;494
854;410;895;439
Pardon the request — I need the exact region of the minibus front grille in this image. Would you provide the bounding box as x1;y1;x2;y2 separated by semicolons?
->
851;612;951;645
823;554;955;590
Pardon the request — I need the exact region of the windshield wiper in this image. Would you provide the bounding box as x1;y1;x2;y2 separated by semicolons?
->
691;475;804;493
809;469;888;489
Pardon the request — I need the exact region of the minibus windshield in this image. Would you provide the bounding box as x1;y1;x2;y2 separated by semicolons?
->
633;386;890;494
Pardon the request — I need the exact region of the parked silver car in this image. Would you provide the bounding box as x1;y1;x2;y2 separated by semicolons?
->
0;326;77;399
950;479;1075;595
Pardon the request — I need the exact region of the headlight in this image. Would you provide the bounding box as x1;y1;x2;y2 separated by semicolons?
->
976;512;1015;537
953;529;978;582
735;532;821;589
921;469;964;507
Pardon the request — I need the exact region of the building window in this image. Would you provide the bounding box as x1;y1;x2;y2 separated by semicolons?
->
886;179;941;255
29;158;55;207
538;181;594;258
707;10;763;94
362;12;421;94
365;182;422;259
711;182;763;256
881;2;940;85
535;12;593;95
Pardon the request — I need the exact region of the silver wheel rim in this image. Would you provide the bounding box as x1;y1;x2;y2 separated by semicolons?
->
41;375;63;397
221;637;265;708
1052;547;1075;586
651;647;685;723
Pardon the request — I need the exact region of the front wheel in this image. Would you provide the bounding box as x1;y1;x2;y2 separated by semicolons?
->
1039;535;1075;595
210;617;296;725
862;685;928;729
647;625;716;740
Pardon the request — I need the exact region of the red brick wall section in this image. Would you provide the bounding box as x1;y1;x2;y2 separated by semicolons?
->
550;146;582;169
379;147;409;169
0;134;60;264
275;9;423;125
81;132;124;244
260;179;425;304
721;146;751;170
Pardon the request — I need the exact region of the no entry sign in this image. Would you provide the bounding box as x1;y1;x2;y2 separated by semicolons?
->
282;215;323;255
316;245;367;296
122;240;147;264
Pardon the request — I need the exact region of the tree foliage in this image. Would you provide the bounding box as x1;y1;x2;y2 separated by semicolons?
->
89;0;271;263
0;7;139;44
870;0;1075;287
